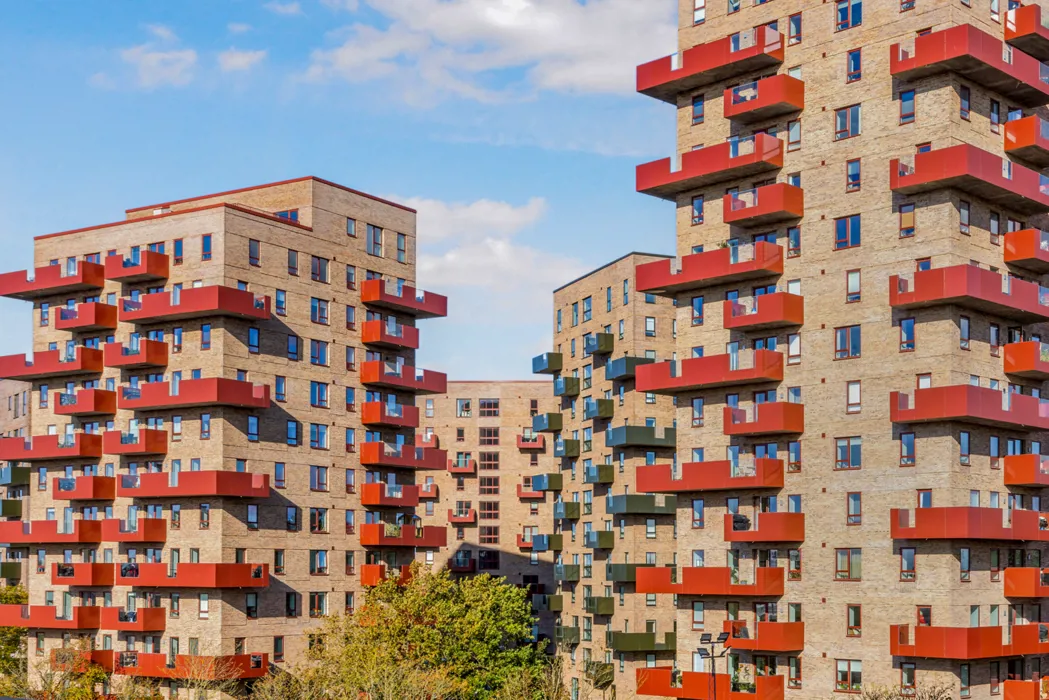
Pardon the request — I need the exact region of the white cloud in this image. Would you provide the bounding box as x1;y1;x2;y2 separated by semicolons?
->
396;196;546;243
218;48;268;72
264;1;303;15
228;23;253;34
145;24;178;42
321;0;359;9
120;45;197;88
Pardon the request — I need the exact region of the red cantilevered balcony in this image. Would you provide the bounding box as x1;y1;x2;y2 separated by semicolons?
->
53;475;116;501
99;607;166;632
447;458;477;475
361;320;420;350
106;651;268;679
636;565;784;597
636;350;783;394
891;24;1049;107
361;401;420;428
1005;342;1049;380
1004;680;1045;700
103;429;167;456
723;74;804;123
359;442;447;470
635;242;783;295
101;518;167;543
118;286;271;323
0;604;100;630
360;483;420;508
723;184;803;228
54;303;118;332
723;292;803;331
637;134;783;201
890;386;1049;431
517;433;546;450
0;433;102;462
103;251;169;283
0;347;103;380
116;471;270;499
637;458;784;493
359;522;447;548
0;520;102;544
636;667;785;699
637;26;783;103
0;261;104;301
419;482;439;499
361;361;447;395
517;480;545;499
360;279;448;319
103;340;168;369
890;622;1049;659
723;402;804;436
1004;567;1049;597
723;512;805;543
448;508;477;524
1005;229;1049;273
51;563;115;587
1008;4;1049;61
890;506;1049;541
723;620;804;652
890;265;1049;323
890;145;1049;215
115;562;268;588
1005;116;1049;167
53;389;116;417
1003;454;1049;487
361;563;412;587
117;378;270;410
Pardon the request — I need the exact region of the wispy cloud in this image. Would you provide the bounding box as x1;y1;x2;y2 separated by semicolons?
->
264;1;303;15
218;48;267;72
117;26;197;88
320;0;360;9
228;22;252;34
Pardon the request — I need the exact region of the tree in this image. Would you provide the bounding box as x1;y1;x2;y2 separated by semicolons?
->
176;646;244;700
861;681;954;700
30;640;107;700
0;583;28;692
107;674;162;700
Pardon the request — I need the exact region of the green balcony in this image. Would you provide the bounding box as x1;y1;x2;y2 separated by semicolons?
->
553;439;580;458
0;467;30;487
533;353;563;375
584;530;615;550
605;356;654;381
554;501;581;521
606;494;677;516
606;631;676;652
0;562;21;580
532;594;563;612
0;499;22;518
604;425;676;449
531;473;563;491
584;596;615;615
584;333;614;355
584;399;614;421
554;626;581;645
583;464;615;485
533;413;563;433
585;661;615;689
553;376;580;397
532;534;563;552
606;563;654;582
554;564;581;582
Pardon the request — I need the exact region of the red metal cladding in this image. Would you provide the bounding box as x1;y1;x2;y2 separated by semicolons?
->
889;506;1049;541
116;471;270;499
118;286;271;323
50;648;115;673
53;475;116;501
723;512;805;543
360;563;412;587
359;523;447;548
103;340;169;369
636;667;785;699
447;508;478;524
636;242;783;295
103;429;168;456
1006;4;1049;61
1004;341;1049;380
54;302;118;331
636;458;784;493
0;261;105;301
360;279;448;319
1004;116;1049;167
114;562;269;588
517;434;546;450
118;378;271;410
889;622;1049;659
103;251;170;283
723;403;804;436
1003;454;1049;487
723;620;804;652
635;566;784;597
0;433;103;461
359;483;421;508
889;385;1049;430
360;401;420;428
1003;567;1049;598
0;347;103;380
361;320;420;350
0;519;102;544
1004;229;1049;273
636;350;783;394
1004;680;1043;700
890;24;1049;107
359;442;447;470
637;134;784;200
100;518;168;543
99;607;166;632
890;265;1049;322
53;389;117;416
517;483;545;500
722;74;804;123
104;651;268;679
419;482;439;499
0;604;101;630
418;433;439;449
51;562;115;587
516;534;534;549
722;292;804;331
637;26;784;103
360;361;448;395
722;184;804;227
447;459;477;475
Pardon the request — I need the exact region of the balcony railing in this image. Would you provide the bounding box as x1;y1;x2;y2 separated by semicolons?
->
637;134;784;201
117;471;269;499
723;184;804;228
119;286;271;323
890;385;1049;430
532;352;563;375
0;261;105;301
55;302;118;331
723;402;804;436
890;506;1049;541
53;388;116;416
636;667;785;699
723;291;804;330
117;378;270;410
723;512;805;542
1005;229;1049;273
637;349;783;394
636;241;783;296
359;279;448;318
637;457;785;493
636;565;784;597
360;361;447;395
103;251;169;282
1007;4;1049;60
0;347;104;380
723;74;804;122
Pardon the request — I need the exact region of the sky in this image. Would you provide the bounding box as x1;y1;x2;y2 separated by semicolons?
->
0;0;680;380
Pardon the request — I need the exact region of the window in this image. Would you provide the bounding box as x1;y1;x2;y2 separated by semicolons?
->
896;203;916;238
847;605;861;637
991;99;1001;134
788;333;801;365
834;325;861;359
287;335;301;361
346;218;356;237
835;437;862;470
900;548;916;581
960;85;971;120
288;250;298;276
787;226;801;258
201;234;212;261
310;423;328;449
247;415;259;442
960;664;970;698
834;214;861;249
645;317;656;337
835;660;862;693
201;324;211;350
310;340;328;366
959;200;970;234
846;159;861;191
835;548;861;580
367;225;383;256
691;196;704;225
310;298;329;325
900;433;915;466
960;316;971;350
846;49;861;82
899;318;915;351
846;270;860;302
397;233;407;263
248;239;261;266
787;119;801;151
846;381;861;414
479;399;500;417
311;256;329;283
691;297;704;325
691;95;704;125
834;104;861;140
899;90;915;124
847;493;862;524
835;0;862;31
960;547;971;582
173;239;183;264
788;13;802;44
693;0;705;24
960;431;970;465
691;499;704;528
200;413;211;440
275;463;286;489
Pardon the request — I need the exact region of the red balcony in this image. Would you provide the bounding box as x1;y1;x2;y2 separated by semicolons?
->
517;482;545;500
891;265;1049;323
361;361;447;395
722;292;804;331
1005;229;1049;273
891;506;1049;541
637;458;784;493
1005;342;1049;380
0;604;100;630
118;286;271;323
636;667;785;699
360;442;447;470
517;434;546;450
723;512;805;543
361;401;420;428
637;134;783;201
1004;567;1049;597
1004;454;1049;487
418;433;439;449
106;651;268;679
361;320;420;350
360;483;420;508
419;482;439;499
890;144;1049;215
1005;116;1049;167
637;26;784;103
447;459;477;475
891;24;1049;107
890;622;1049;659
890;386;1049;431
636;565;784;597
723;74;804;123
103;429;167;456
636;242;783;295
0;347;103;380
100;518;167;543
53;475;116;501
723;620;804;652
1007;4;1049;60
0;520;102;544
723;403;804;436
103;340;168;369
53;389;116;416
360;279;448;319
50;648;114;673
117;378;270;410
99;607;166;632
448;557;476;573
103;251;169;283
723;184;803;228
1004;680;1044;700
359;523;447;548
51;563;115;587
55;303;118;332
116;471;270;499
361;563;412;587
0;433;103;462
114;562;268;588
0;261;104;301
516;534;535;549
448;508;477;524
637;350;782;394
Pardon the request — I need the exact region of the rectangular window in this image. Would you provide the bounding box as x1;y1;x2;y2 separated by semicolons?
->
367;225;383;257
846;270;860;302
311;256;329;283
959;200;970;234
691;296;704;325
834;104;861;140
835;0;862;30
287;250;298;276
397;233;407;263
835;436;862;470
960;316;970;350
346;218;356;237
960;85;971;120
787;119;801;151
846;48;861;82
900;548;916;581
691;95;704;125
787;226;801;258
834;214;861;249
847;492;862;524
693;0;705;25
990;100;1001;134
834;325;861;359
201;234;212;261
900;433;916;466
248;239;261;266
835;548;861;580
788;13;802;44
846;159;861;192
847;605;861;637
691;196;704;225
899;90;915;124
846;381;861;414
899;318;915;351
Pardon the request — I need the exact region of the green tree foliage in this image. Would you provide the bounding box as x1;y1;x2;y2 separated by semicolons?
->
0;584;28;694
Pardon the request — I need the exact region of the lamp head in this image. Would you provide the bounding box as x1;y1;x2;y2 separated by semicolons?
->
699;633;712;644
716;632;730;644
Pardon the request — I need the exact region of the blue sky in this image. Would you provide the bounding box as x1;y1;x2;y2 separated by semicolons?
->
0;0;678;380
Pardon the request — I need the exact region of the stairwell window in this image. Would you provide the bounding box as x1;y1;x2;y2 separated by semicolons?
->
959;200;971;234
691;95;704;125
834;105;861;140
691;196;704;225
960;85;971;120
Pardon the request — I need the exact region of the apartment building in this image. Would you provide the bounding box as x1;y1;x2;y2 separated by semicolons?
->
0;380;31;438
625;1;1049;698
531;252;679;697
0;177;448;693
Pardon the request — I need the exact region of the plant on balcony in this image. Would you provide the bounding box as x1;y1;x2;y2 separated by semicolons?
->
731;665;755;693
860;682;953;699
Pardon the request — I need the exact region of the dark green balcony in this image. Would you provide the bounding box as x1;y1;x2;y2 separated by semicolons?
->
584;333;614;355
532;534;563;552
533;413;563;433
554;626;581;645
585;661;615;689
0;499;22;518
553;439;580;458
584;596;616;615
605;356;654;381
531;473;563;491
532;594;563;612
554;501;581;520
584;530;615;550
553;376;580;397
606;631;676;652
0;467;30;487
606;563;654;582
583;464;615;485
0;562;21;580
533;353;563;375
605;425;676;449
584;399;614;421
554;564;581;582
606;494;677;516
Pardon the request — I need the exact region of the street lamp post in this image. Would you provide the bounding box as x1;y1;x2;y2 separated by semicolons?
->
696;631;731;699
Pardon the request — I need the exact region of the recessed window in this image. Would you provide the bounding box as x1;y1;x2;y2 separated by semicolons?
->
846;49;861;82
834;214;861;249
899;90;915;124
834;104;861;140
